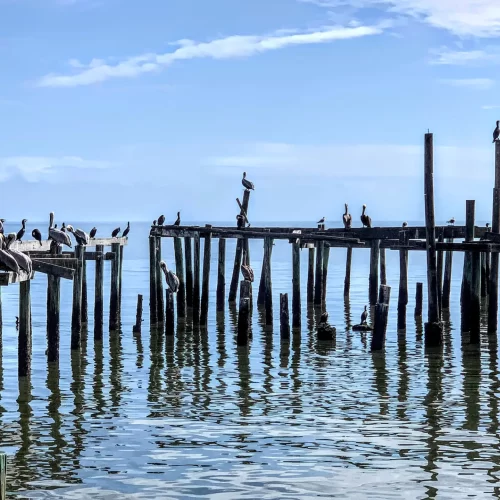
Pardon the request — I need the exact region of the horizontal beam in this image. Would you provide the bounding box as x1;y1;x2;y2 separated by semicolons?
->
32;260;75;279
383;240;500;253
27;251;115;261
31;258;77;269
87;237;128;247
0;270;33;286
13;236;127;252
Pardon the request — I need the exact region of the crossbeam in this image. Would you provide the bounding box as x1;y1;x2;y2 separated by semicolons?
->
31;260;75;279
14;237;128;253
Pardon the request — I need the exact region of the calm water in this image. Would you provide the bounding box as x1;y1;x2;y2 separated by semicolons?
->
0;221;499;499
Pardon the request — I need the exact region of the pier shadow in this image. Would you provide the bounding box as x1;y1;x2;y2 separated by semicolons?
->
371;351;389;416
461;341;481;432
92;339;106;419
397;334;409;421
236;344;253;417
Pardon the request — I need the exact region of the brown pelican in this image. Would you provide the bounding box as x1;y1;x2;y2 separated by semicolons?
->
236;214;244;229
6;233;32;274
48;212;72;248
402;221;408;228
122;222;130;237
0;234;20;273
240;254;254;282
32;229;43;246
494;121;499;143
0;219;4;235
61;222;66;232
157;215;165;226
360;205;372;228
89;227;97;238
111;227;121;238
320;311;329;323
160;261;179;292
66;225;89;246
242;172;254;190
361;305;368;325
343;204;352;229
174;212;181;226
447;217;455;225
16;219;27;241
317;216;325;225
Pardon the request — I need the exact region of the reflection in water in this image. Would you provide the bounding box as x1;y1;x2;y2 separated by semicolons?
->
236;345;252;417
397;335;408;421
461;343;481;431
14;378;33;493
371;352;389;416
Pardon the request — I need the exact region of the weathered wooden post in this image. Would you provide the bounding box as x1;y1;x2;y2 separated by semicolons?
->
119;244;124;315
81;246;88;324
344;247;352;298
94;244;104;340
71;245;84;348
415;282;423;317
314;241;324;306
263;237;273;325
380;247;387;286
258;233;273;306
436;229;444;317
237;281;251;345
133;294;143;333
280;293;290;340
481;250;489;297
165;289;175;336
307;247;315;303
155;237;164;324
471;251;481;343
371;284;391;351
397;231;409;331
173;237;186;318
19;280;31;377
184;237;193;308
149;236;158;325
442;237;453;309
0;452;5;500
322;244;330;305
369;240;380;305
193;232;201;324
217;238;226;312
200;226;212;327
423;132;442;346
109;242;121;331
489;141;500;332
292;242;301;328
47;246;61;362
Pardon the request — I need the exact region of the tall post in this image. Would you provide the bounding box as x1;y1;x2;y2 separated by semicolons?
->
314;241;324;306
263;236;273;325
442;237;453;309
424;132;442;345
155;237;164;323
47;246;61;363
109;242;121;331
133;294;143;333
217;239;226;312
380;247;387;286
436;229;444;317
149;236;158;325
173;237;186;318
81;246;88;324
292;242;301;328
322;245;330;306
193;232;201;324
185;237;193;308
71;245;84;348
200;227;212;327
280;293;290;340
344;247;352;298
19;280;31;377
489;141;500;332
397;231;408;331
369;239;380;305
94;244;104;340
258;235;273;306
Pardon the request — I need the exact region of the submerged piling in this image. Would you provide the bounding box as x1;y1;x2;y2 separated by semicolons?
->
94;245;104;340
489;141;500;332
237;280;251;345
314;241;324;306
185;237;193;308
47;246;61;362
109;242;121;331
344;247;352;298
415;282;423;317
193;232;201;323
322;245;330;306
263;237;273;325
133;294;143;333
155;237;164;324
371;284;391;351
165;289;175;336
442;237;453;309
307;247;315;303
280;293;290;340
81;247;88;324
149;236;158;325
436;229;444;317
71;245;84;348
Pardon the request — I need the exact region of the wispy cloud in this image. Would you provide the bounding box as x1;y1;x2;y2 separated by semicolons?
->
482;105;500;109
429;46;500;65
438;78;494;90
36;24;386;87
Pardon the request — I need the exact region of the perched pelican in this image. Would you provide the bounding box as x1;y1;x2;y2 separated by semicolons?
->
157;215;166;226
48;212;72;248
317;216;325;225
89;227;97;239
16;219;27;241
402;221;408;228
240;254;254;282
32;229;43;246
111;227;121;238
6;233;32;274
0;234;20;273
122;222;130;238
0;219;4;235
343;204;352;229
320;311;329;323
242;172;254;191
360;205;372;228
447;217;455;225
174;212;181;226
160;261;180;292
61;222;66;233
493;121;500;143
66;225;89;246
236;214;245;229
361;305;368;325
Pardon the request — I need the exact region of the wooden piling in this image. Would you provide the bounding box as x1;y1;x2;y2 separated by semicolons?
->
119;244;124;315
47;246;61;363
165;289;175;336
415;282;423;317
94;244;104;340
71;245;84;348
471;252;481;343
237;280;251;345
442;238;453;309
292;242;301;328
18;280;31;377
481;251;489;297
81;247;88;324
344;247;352;298
371;284;391;351
0;452;5;500
109;242;121;331
184;237;193;308
369;239;381;305
280;293;290;340
193;232;201;324
200;226;212;327
307;247;315;303
263;237;273;325
380;248;387;286
155;237;164;324
133;294;143;333
436;229;444;317
217;239;226;312
174;237;186;318
149;236;158;325
314;241;324;306
489;141;500;332
322;245;330;305
258;234;273;306
423;132;442;346
397;231;408;331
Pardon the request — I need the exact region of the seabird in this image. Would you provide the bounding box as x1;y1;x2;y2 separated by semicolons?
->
160;261;180;292
242;172;255;191
320;311;329;323
343;204;352;229
0;219;5;235
317;216;325;225
494;121;500;143
54;224;58;229
122;222;130;238
61;222;66;233
447;217;455;225
402;221;408;228
361;305;368;325
48;212;72;248
66;225;89;246
240;253;254;282
32;229;43;246
487;222;491;231
6;233;32;274
15;316;19;330
153;220;157;226
360;205;372;228
0;234;20;273
89;227;97;239
16;219;27;241
236;214;245;229
157;215;166;226
174;212;181;226
111;227;121;238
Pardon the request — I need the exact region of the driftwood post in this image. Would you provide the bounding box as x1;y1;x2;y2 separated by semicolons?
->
280;293;290;340
371;284;391;351
344;247;352;298
380;247;387;286
217;239;226;312
307;247;315;303
200;226;212;327
369;240;380;305
155;237;164;323
47;246;61;362
397;231;409;331
415;282;423;317
71;245;84;348
165;289;175;336
94;245;104;340
19;280;31;377
184;237;193;308
489;141;500;332
292;242;301;328
193;232;201;324
109;242;121;331
442;237;453;309
314;241;324;306
133;294;143;333
149;236;158;325
174;237;186;318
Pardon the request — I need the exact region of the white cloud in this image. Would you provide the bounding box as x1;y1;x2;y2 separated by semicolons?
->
36;24;385;87
439;78;494;89
482;105;500;109
429;46;500;65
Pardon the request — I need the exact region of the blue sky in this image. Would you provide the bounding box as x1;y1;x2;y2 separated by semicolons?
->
1;0;500;223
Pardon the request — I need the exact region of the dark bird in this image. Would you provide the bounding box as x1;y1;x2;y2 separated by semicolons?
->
16;219;27;241
122;222;130;237
174;212;181;226
0;219;5;235
32;229;43;246
111;227;121;238
89;227;97;238
54;224;58;229
6;233;32;274
447;217;455;225
402;221;408;228
361;305;368;325
153;220;157;226
317;216;325;225
15;316;19;330
320;311;329;323
157;215;166;226
61;222;66;232
48;212;72;248
487;222;491;231
360;205;372;228
242;171;255;190
236;214;245;229
160;261;180;292
66;225;89;246
343;204;352;229
493;121;500;143
240;254;254;282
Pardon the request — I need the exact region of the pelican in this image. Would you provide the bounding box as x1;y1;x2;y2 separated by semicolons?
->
6;233;32;274
61;222;66;232
242;172;254;190
160;261;179;292
0;234;20;273
343;204;352;229
360;205;372;228
402;221;408;228
122;222;130;238
66;225;89;246
240;254;254;282
317;216;325;225
361;305;368;325
493;121;499;143
32;229;43;246
89;227;97;239
111;227;121;238
16;219;27;241
174;212;181;226
157;215;166;226
447;217;455;225
48;212;72;248
320;311;329;323
0;219;4;235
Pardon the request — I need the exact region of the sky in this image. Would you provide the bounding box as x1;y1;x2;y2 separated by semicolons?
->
2;0;500;223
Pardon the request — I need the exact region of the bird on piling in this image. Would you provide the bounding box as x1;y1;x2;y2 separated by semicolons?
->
61;222;66;232
360;205;372;228
361;305;368;325
494;121;500;143
343;204;352;229
447;217;455;225
242;172;255;191
402;221;408;228
6;233;32;275
122;222;130;237
157;215;166;226
153;220;157;226
66;225;89;246
54;224;58;229
240;253;254;282
48;212;72;248
89;227;97;239
160;261;180;292
0;219;5;235
0;234;20;273
32;229;43;246
236;214;245;229
487;222;491;231
320;311;329;323
174;212;181;226
317;216;325;225
15;316;19;330
16;219;27;241
111;227;121;238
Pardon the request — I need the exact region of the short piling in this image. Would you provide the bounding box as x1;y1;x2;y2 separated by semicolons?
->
193;232;201;324
18;280;31;377
165;289;175;336
369;240;381;305
280;293;290;340
344;247;352;298
174;237;186;318
237;281;251;345
307;247;315;303
397;231;409;331
109;242;121;331
184;237;193;307
94;245;104;340
200;227;212;327
149;236;158;325
217;238;226;312
292;242;301;328
71;245;84;348
415;282;423;317
314;241;324;306
371;284;391;351
442;238;453;309
133;294;143;333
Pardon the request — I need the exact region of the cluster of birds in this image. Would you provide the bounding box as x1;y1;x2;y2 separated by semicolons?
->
314;204;371;229
153;212;181;227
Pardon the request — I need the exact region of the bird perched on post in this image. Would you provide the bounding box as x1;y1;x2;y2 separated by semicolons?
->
160;261;179;292
122;222;130;237
236;214;245;229
446;217;455;225
493;121;500;143
157;215;166;226
360;205;372;228
6;233;32;274
32;229;43;246
16;219;27;241
174;212;181;226
0;234;20;273
61;222;66;232
48;212;72;248
66;225;89;246
317;216;325;225
111;227;121;238
361;305;368;325
242;172;254;191
402;221;408;228
343;204;352;229
153;220;157;226
89;227;97;239
240;254;254;282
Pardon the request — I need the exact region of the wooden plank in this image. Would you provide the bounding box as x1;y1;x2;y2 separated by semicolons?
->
31;258;77;268
87;237;128;247
0;270;33;286
27;251;115;260
32;260;75;279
